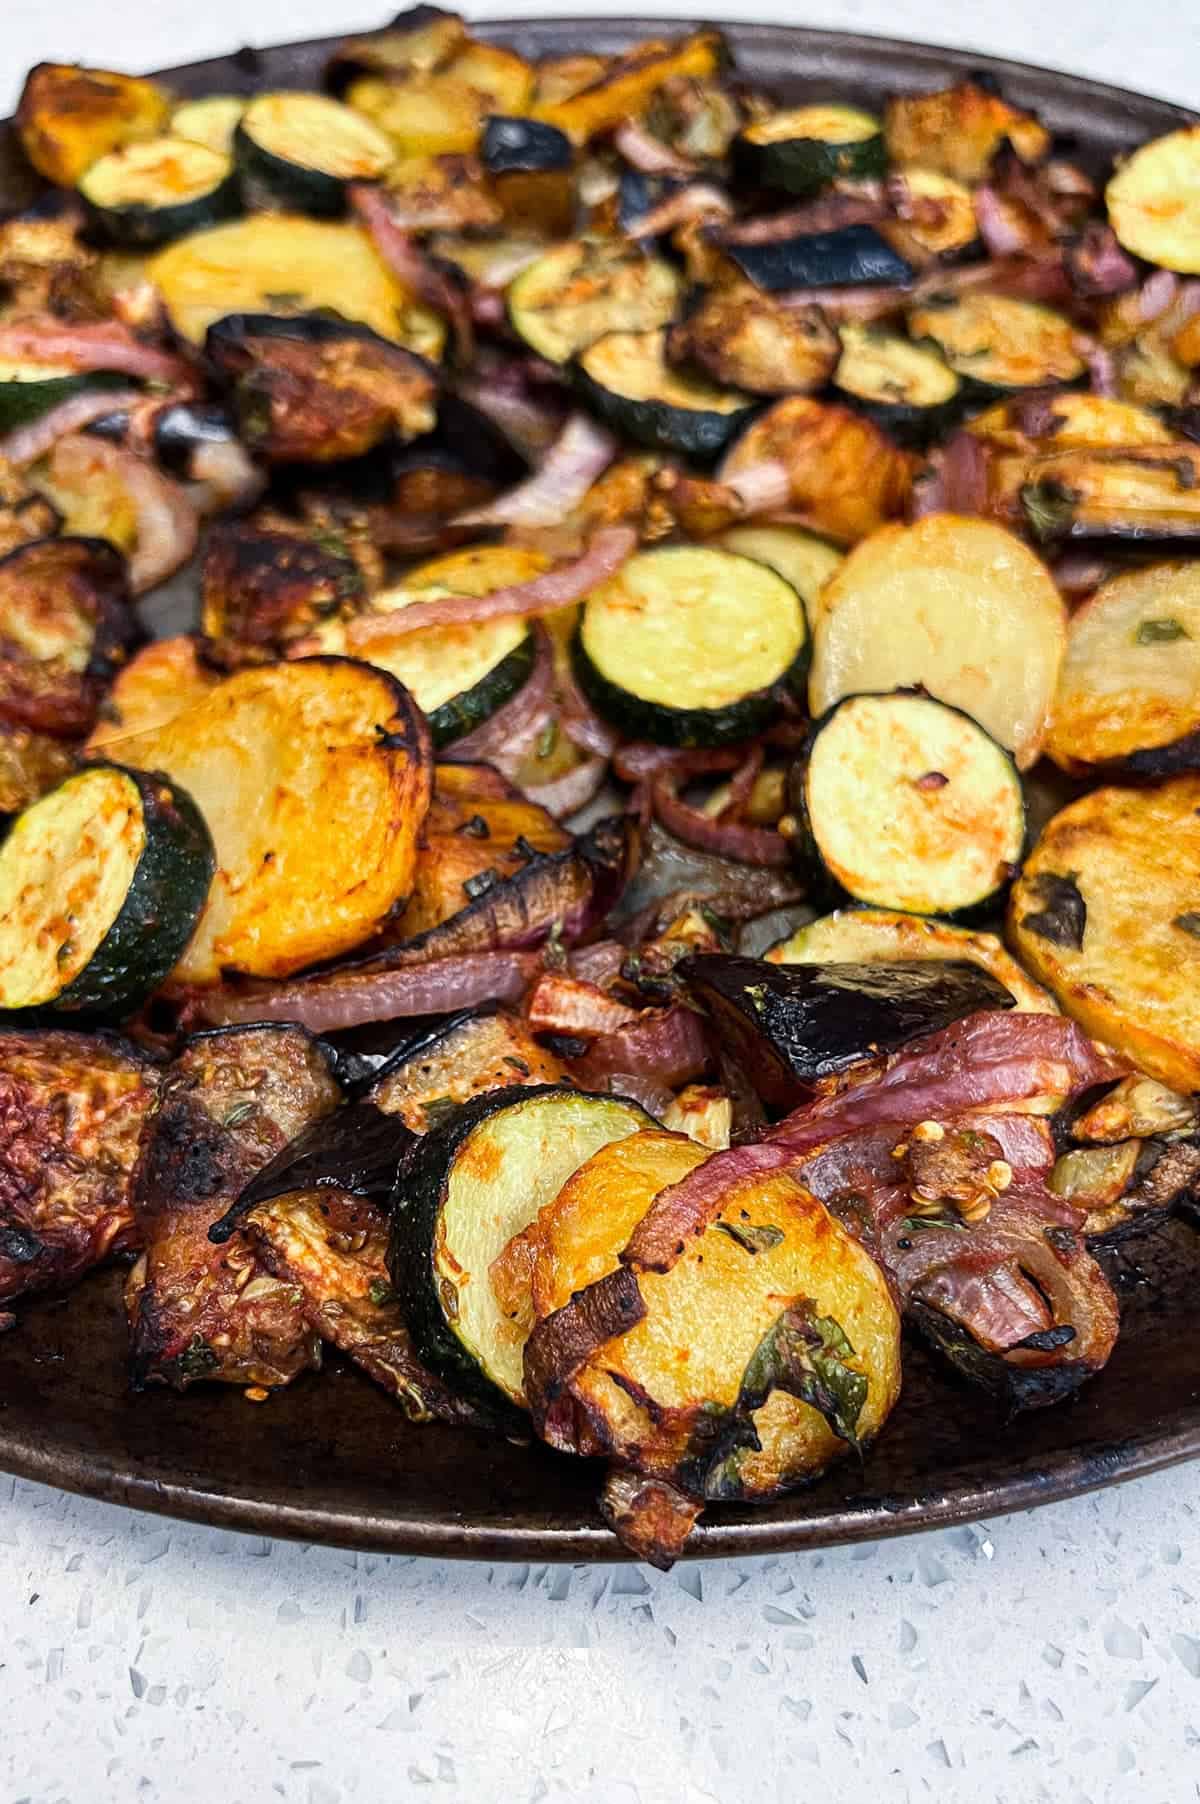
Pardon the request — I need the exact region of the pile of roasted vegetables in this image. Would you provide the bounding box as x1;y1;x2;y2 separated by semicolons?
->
2;11;1200;1565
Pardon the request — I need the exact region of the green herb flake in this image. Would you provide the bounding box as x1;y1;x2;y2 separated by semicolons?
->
1135;617;1190;645
177;1336;220;1380
715;1220;785;1255
223;1101;256;1128
421;1096;461;1131
738;1302;867;1448
1020;480;1080;542
463;867;499;901
1174;912;1200;937
901;1212;967;1233
536;719;559;759
367;1278;394;1308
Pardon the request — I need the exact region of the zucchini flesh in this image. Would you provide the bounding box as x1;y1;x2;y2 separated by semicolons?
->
507;239;682;364
715;526;842;624
148;215;446;359
236;92;394;216
767;907;1056;1013
809;515;1066;768
1009;777;1200;1092
1047;562;1200;773
521;1129;901;1498
1019;447;1200;542
796;692;1026;917
303;543;546;746
388;1086;653;1414
170;95;246;155
908;293;1085;395
833;323;961;447
16;62;171;186
0;763;214;1015
79;136;240;247
0;361;129;433
575;328;757;460
1106;126;1200;274
738;104;885;196
575;545;807;747
968;392;1175;452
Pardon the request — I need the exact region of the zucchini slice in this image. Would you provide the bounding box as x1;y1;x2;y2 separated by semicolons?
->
520;1129;901;1499
1046;562;1200;774
883;80;1050;183
907;293;1085;398
1009;777;1200;1092
79;136;240;247
303;543;544;746
725;223;913;294
0;763;214;1016
1107;127;1200;274
388;1086;653;1416
16;62;171;187
737;104;886;196
666;287;840;398
766;907;1055;1013
0;361;130;434
507;239;683;365
809;515;1066;767
95;658;432;985
148;215;446;359
170;95;247;155
235;92;394;216
792;692;1026;918
833;323;962;448
574;544;807;747
715;526;842;625
575;328;757;461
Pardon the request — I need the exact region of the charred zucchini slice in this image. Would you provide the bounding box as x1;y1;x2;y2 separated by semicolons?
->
1047;562;1200;774
169;95;247;155
737;104;886;196
0;763;214;1016
149;215;446;359
1106;127;1200;274
792;692;1025;917
79;136;240;247
908;293;1085;398
302;543;543;746
809;515;1066;767
833;324;962;447
16;63;171;187
725;223;913;294
575;328;757;460
235;92;394;216
767;907;1055;1013
388;1086;653;1417
1009;777;1200;1092
507;239;682;364
0;362;130;434
574;545;807;747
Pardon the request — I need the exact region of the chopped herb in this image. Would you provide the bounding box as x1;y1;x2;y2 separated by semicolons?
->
463;868;499;901
715;1219;785;1255
1020;480;1080;542
456;814;490;839
367;1278;394;1308
901;1212;967;1233
744;982;768;1015
223;1100;256;1128
535;719;559;759
421;1096;461;1131
543;919;568;971
1136;616;1190;645
1174;912;1200;937
738;1302;867;1449
262;290;305;307
1021;870;1086;950
503;1055;531;1076
177;1336;219;1380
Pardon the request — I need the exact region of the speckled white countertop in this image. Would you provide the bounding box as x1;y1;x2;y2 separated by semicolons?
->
3;5;1199;1800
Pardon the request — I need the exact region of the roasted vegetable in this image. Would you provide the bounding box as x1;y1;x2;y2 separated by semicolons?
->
365;1004;569;1126
574;328;757;461
507;239;682;364
0;537;139;742
199;517;366;667
908;293;1085;399
0;727;75;818
79;136;240;246
388;1085;653;1418
0;1029;158;1305
93;658;432;984
481;117;573;234
327;11;469;93
718;397;913;544
0;469;60;559
667;287;840;398
532;31;724;142
1018;446;1200;542
883;79;1050;182
886;168;979;262
205;313;437;464
792;691;1026;917
16;63;170;186
724;223;913;293
833;323;962;447
736;104;885;196
235;92;393;215
808;515;1066;767
573;544;807;746
86;637;219;750
1009;777;1200;1092
715;525;841;622
1106;126;1200;273
0;361;130;435
126;1024;341;1389
170;94;247;155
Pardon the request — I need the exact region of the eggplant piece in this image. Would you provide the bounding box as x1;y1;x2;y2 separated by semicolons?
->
724;224;913;294
199;514;366;668
209;1100;415;1243
667;287;839;398
0;725;75;818
205;314;438;465
481;117;574;235
0;1029;159;1306
679;953;1014;1108
126;1024;341;1390
0;537;138;741
364;1004;569;1127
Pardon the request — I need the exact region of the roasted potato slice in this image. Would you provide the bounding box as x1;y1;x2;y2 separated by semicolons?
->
718;397;912;544
86;636;219;751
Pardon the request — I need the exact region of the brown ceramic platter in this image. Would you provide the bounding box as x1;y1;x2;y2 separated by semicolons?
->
1;19;1198;1560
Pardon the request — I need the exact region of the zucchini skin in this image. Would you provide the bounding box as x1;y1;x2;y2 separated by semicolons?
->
736;130;886;198
572;358;757;463
232;114;370;218
425;628;536;748
726;225;913;293
0;368;130;433
80;153;241;248
571;621;805;749
836;387;964;451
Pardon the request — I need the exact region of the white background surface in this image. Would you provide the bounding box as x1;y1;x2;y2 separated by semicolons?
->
2;6;1199;1802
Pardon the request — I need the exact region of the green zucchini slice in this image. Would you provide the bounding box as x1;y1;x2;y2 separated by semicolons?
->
907;292;1085;398
792;691;1025;918
78;135;240;247
0;763;214;1016
235;91;394;216
833;323;962;447
388;1085;653;1417
574;545;808;747
0;362;130;434
574;327;757;460
737;104;886;196
716;526;842;623
507;239;683;364
889;168;979;261
1106;126;1200;274
169;94;247;156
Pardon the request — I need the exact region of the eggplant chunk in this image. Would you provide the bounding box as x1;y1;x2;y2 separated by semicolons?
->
365;1005;569;1129
0;1030;158;1306
667;288;839;398
126;1025;341;1389
206;314;437;465
0;537;139;741
679;952;1014;1107
200;517;366;668
520;1131;900;1527
1009;777;1200;1092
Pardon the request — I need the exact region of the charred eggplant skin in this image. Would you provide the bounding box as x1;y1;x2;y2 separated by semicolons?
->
725;225;914;293
679;952;1015;1107
481;115;571;173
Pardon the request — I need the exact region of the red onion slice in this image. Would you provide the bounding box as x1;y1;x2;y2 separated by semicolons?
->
0;386;141;466
720;459;791;516
191;949;544;1032
447;626;555;761
613;120;700;177
0;319;193;386
651;769;789;868
351;184;474;362
523;752;609;820
455;412;620;528
48;435;199;594
627;185;732;239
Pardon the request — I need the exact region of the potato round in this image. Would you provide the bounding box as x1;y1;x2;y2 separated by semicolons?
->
1107;127;1200;273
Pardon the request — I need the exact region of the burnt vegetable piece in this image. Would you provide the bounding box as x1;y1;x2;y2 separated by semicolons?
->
667;288;840;398
718;396;913;544
723;224;913;293
0;1030;158;1306
679;952;1014;1107
364;1004;569;1128
126;1025;341;1390
0;537;139;742
907;293;1085;400
481;117;573;234
205;314;438;465
200;516;366;667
